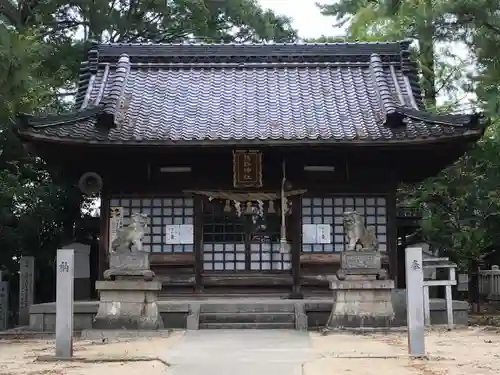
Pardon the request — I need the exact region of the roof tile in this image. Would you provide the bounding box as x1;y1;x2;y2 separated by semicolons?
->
18;42;484;145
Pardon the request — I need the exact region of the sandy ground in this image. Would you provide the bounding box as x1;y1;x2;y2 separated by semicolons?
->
306;327;500;375
0;331;184;375
0;328;499;375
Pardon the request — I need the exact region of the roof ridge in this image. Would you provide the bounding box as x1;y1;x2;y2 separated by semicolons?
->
370;54;398;114
97;41;406;47
101;53;131;128
94;41;410;61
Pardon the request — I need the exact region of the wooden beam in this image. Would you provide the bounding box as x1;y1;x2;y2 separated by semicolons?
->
387;181;398;286
150;253;195;266
301;275;330;287
98;192;110;280
156;274;196;286
300;253;340;264
202;273;293;287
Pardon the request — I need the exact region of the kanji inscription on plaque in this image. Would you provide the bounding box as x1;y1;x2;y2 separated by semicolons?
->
233;150;263;188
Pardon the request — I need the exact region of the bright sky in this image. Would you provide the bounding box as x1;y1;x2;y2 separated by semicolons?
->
257;0;342;39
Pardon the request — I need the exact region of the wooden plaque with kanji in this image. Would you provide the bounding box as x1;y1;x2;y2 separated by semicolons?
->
233;150;263;188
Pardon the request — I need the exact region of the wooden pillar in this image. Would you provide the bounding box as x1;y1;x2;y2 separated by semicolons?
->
387;187;398;286
194;196;203;293
291;195;302;298
98;192;110;281
398;229;408;289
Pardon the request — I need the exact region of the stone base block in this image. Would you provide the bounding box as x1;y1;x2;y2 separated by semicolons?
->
104;253;155;281
327;286;395;329
93;280;164;330
109;253;150;270
103;269;155;281
329;280;394;290
337;251;388;281
341;251;381;270
328;314;394;329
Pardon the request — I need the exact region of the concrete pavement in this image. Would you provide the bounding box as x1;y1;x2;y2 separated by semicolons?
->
164;330;318;375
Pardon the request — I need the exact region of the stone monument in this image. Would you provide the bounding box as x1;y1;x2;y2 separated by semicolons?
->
18;256;34;326
326;211;395;329
0;271;8;331
93;213;164;330
62;243;91;300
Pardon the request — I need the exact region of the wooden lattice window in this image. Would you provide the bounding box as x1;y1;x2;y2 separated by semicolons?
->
202;200;291;271
202;200;245;271
249;244;291;271
109;197;194;253
302;196;387;252
202;200;245;243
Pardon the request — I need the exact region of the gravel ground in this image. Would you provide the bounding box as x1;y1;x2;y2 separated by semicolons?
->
0;327;499;375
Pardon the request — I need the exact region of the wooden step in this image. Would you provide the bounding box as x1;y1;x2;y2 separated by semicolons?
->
199;322;295;329
199;312;295;324
200;303;295;314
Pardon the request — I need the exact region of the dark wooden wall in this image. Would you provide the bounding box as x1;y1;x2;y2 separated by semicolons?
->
23;135;478;296
36;142;471;295
85;147;397;295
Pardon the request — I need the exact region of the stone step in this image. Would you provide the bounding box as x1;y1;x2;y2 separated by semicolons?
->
199;303;295;314
199;322;295;329
199;312;295;324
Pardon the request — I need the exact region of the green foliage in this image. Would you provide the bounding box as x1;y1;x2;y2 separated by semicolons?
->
399;127;500;269
441;0;500;117
317;0;500;267
0;26;80;271
317;0;461;107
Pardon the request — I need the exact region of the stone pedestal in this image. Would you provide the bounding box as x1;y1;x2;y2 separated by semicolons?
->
329;279;395;328
93;280;164;330
93;252;163;330
336;250;387;280
328;250;395;329
104;253;154;281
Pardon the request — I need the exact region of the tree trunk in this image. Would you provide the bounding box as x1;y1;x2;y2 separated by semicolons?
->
417;0;437;107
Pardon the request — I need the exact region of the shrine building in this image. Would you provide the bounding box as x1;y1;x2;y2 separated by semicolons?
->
15;41;486;298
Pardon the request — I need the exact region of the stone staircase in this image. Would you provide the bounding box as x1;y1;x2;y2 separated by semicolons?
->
198;302;297;329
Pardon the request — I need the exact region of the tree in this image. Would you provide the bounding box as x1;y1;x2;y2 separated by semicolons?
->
317;0;470;108
0;0;299;276
315;1;500;269
440;0;500;117
398;125;500;270
0;0;298;298
2;0;297;104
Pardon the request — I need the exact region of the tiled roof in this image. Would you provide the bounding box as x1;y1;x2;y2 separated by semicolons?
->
16;42;486;146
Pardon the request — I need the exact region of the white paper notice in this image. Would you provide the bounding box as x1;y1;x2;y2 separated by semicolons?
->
302;224;317;244
316;224;332;244
165;225;181;244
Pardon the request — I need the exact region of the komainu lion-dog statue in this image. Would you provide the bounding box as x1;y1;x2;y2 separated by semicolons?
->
343;210;378;251
111;213;149;253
